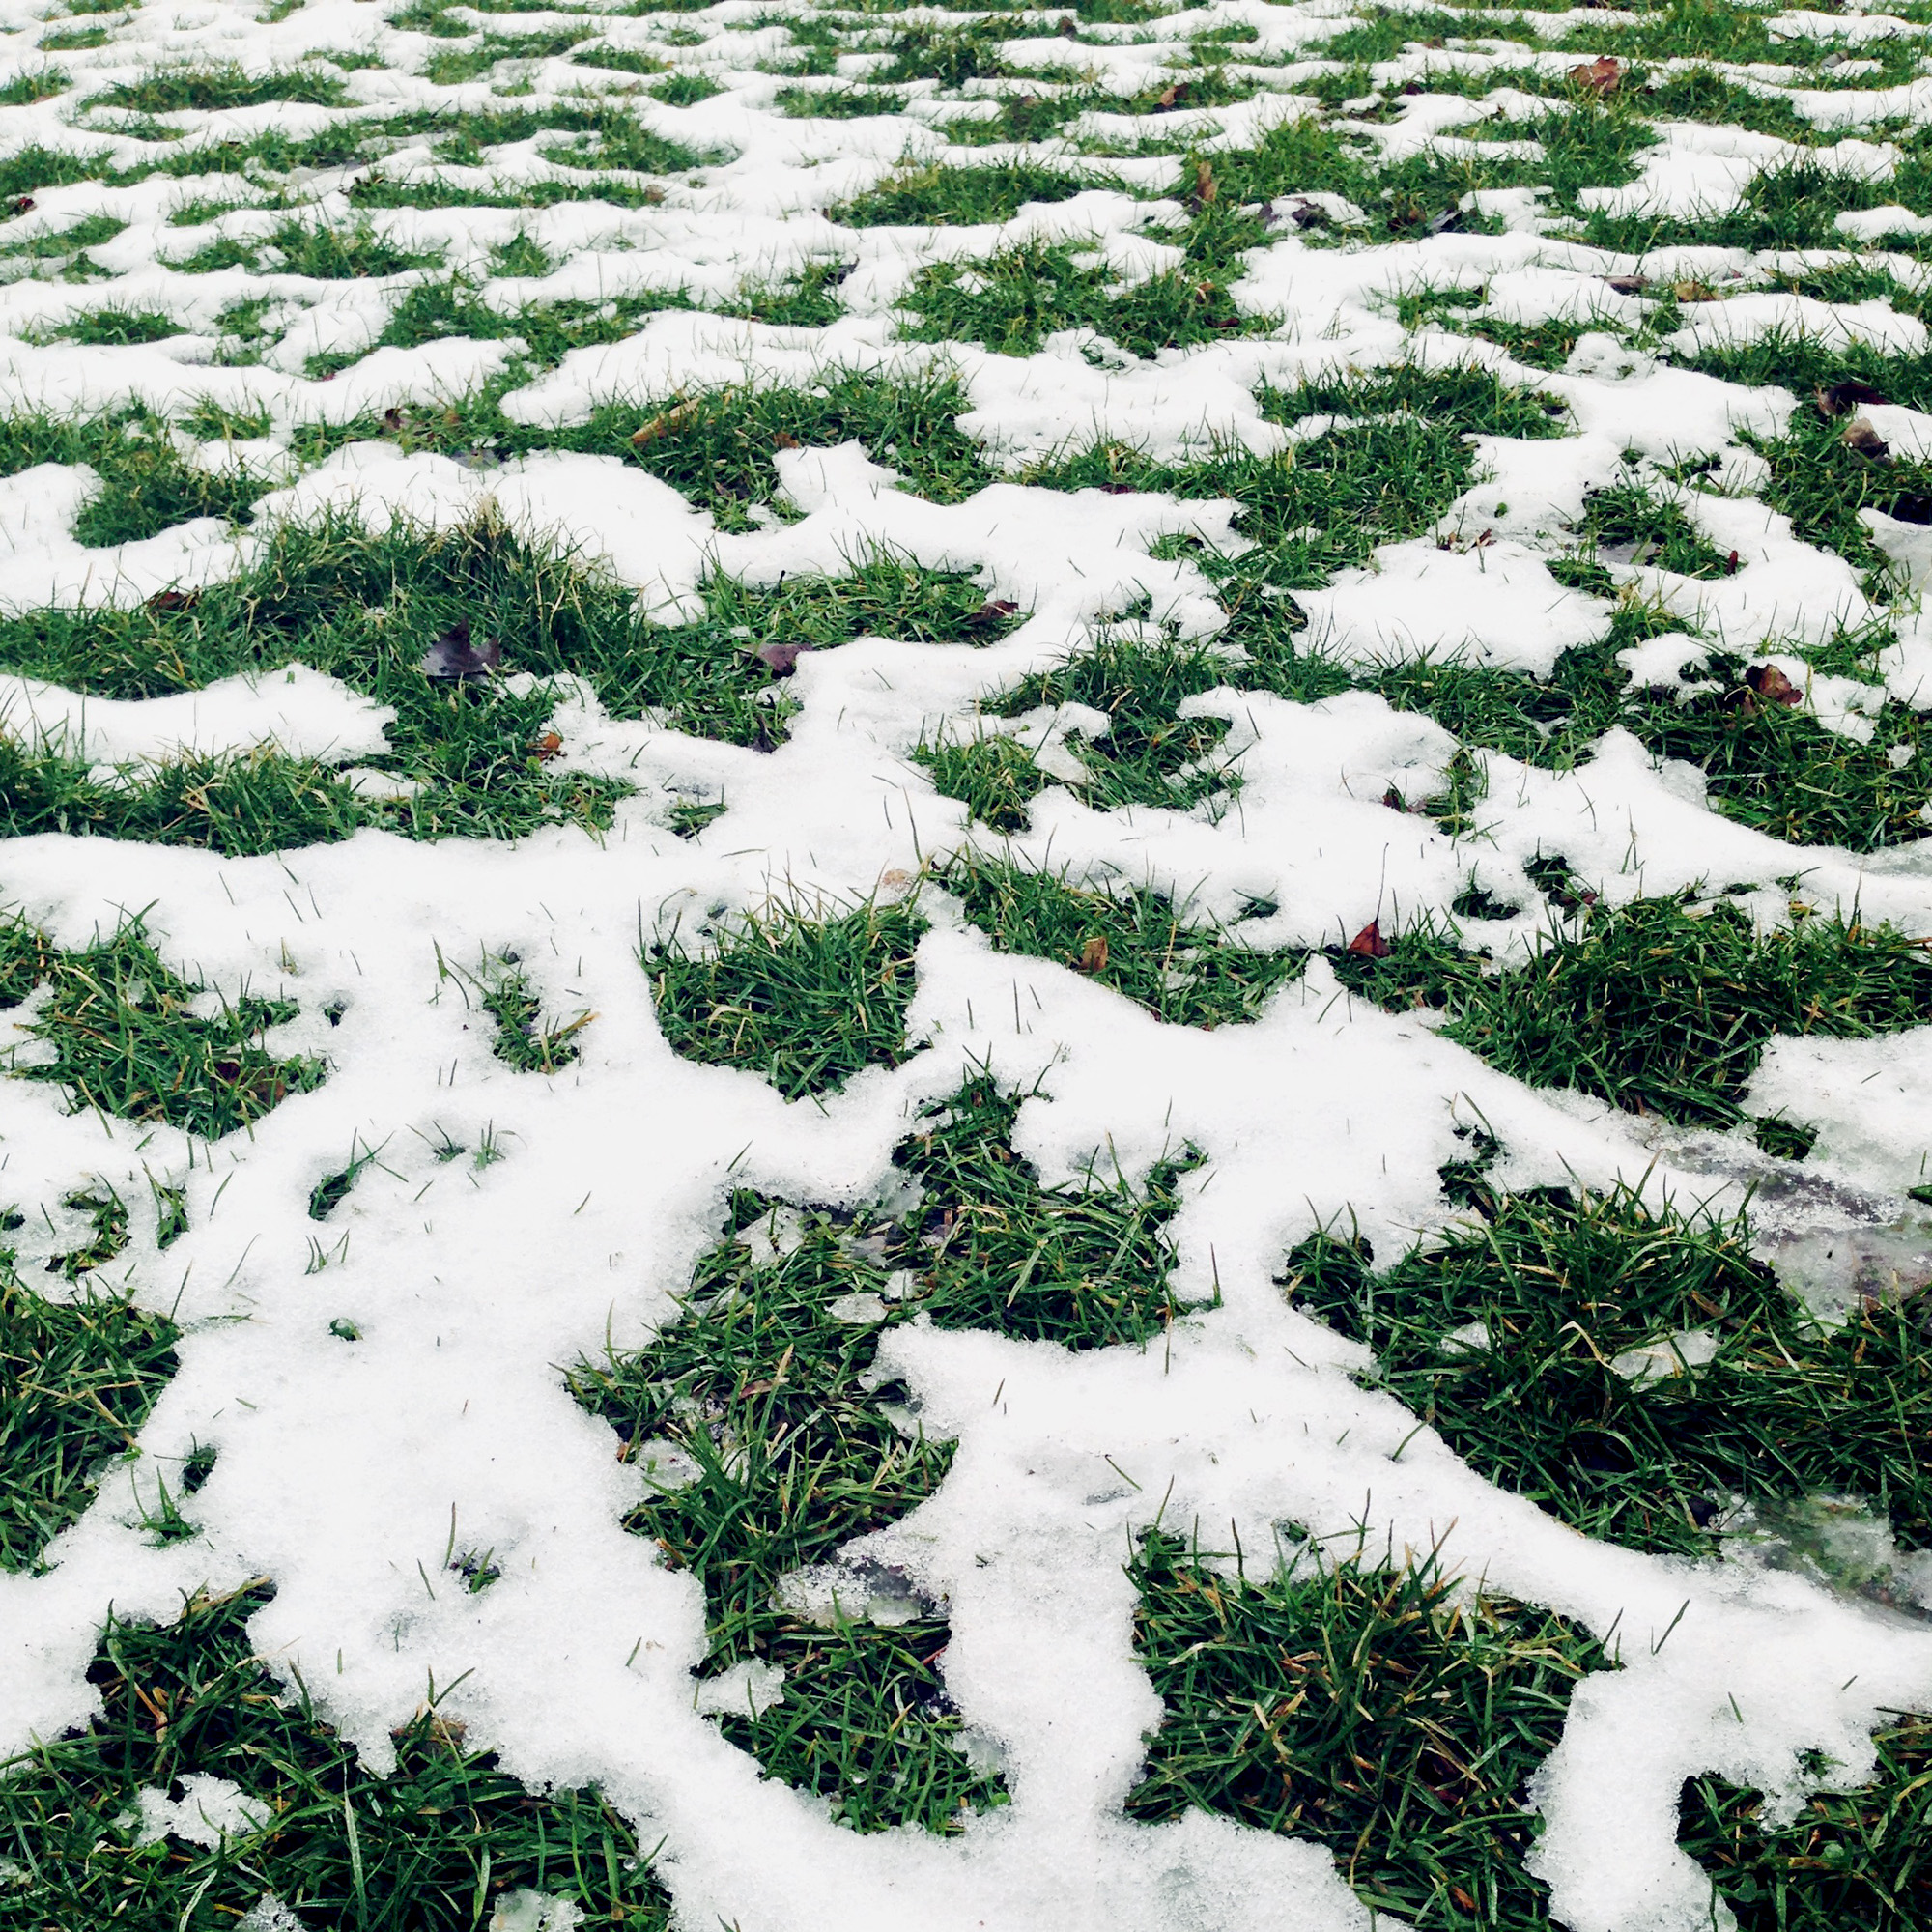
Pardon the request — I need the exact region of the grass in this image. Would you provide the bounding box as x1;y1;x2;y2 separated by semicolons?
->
944;855;1307;1031
82;65;353;114
1681;1714;1932;1929
1129;1533;1605;1929
0;1581;673;1929
647;898;926;1100
1338;896;1932;1129
919;626;1239;827
3;918;325;1141
0;1275;180;1575
1289;1184;1932;1566
565;1068;1193;1825
567;1198;1004;1834
11;0;1932;1916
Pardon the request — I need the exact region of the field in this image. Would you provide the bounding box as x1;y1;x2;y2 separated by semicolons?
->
3;0;1932;1925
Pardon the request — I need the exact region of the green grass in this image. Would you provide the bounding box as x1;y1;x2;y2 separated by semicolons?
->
1339;896;1932;1129
82;64;352;114
839;159;1106;227
452;952;594;1073
566;1065;1196;1824
567;1204;1003;1834
921;627;1239;828
902;240;1255;358
1129;1533;1605;1929
0;742;365;856
944;856;1306;1030
647;898;926;1100
1289;1182;1932;1566
1681;1714;1932;1929
0;1581;673;1929
4;917;325;1141
13;1;1932;1913
0;1274;180;1574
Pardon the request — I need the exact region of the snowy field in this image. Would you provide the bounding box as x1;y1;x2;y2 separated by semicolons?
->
6;0;1932;1925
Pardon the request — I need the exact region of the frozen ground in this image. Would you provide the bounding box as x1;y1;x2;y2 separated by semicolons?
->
3;0;1932;1926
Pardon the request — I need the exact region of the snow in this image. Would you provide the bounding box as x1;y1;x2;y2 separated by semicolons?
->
4;2;1932;1930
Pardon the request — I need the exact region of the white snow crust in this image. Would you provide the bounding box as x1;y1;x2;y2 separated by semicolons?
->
6;2;1932;1930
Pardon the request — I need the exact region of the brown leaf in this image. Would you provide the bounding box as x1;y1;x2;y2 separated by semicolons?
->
1567;54;1621;96
530;730;563;761
1451;1889;1478;1914
1074;935;1110;974
421;618;501;680
1152;82;1181;111
1842;417;1891;460
756;639;813;676
1189;159;1217;209
1058;12;1076;33
1381;786;1407;811
145;587;198;613
1605;274;1646;295
1285;198;1329;231
1744;663;1803;706
962;598;1018;634
1671;280;1716;303
630;394;716;447
771;430;799;449
1346;920;1391;959
381;407;407;434
1816;378;1887;418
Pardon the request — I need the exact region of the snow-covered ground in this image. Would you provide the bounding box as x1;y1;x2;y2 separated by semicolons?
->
5;1;1932;1926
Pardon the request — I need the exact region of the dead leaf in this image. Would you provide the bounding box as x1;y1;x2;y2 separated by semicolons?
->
1744;663;1803;706
962;598;1018;634
1151;82;1182;111
771;430;799;449
1074;935;1109;974
145;587;198;613
530;731;562;761
1567;54;1620;96
879;867;913;892
13;196;35;215
1450;1889;1478;1914
756;639;812;676
1724;549;1740;575
380;407;407;435
1671;280;1716;303
630;394;717;447
1189;159;1217;209
1842;416;1891;460
421;618;501;680
1381;786;1407;811
1605;273;1646;295
1286;198;1329;231
1058;12;1076;33
1816;378;1887;418
1346;920;1391;959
